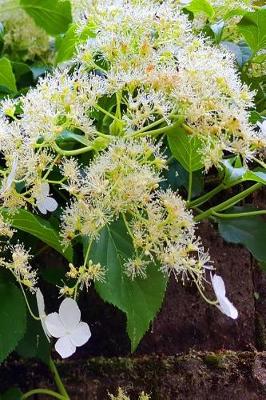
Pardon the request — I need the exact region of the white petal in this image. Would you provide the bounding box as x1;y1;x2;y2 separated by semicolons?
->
69;322;91;347
59;298;81;330
36;199;48;214
36;289;45;318
44;196;58;212
218;296;238;320
211;274;226;299
55;336;76;359
40;182;50;197
45;312;66;338
36;289;50;341
1;157;18;193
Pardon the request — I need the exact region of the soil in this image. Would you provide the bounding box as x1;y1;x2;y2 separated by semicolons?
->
1;194;266;399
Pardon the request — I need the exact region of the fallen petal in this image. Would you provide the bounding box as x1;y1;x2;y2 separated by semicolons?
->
218;296;238;320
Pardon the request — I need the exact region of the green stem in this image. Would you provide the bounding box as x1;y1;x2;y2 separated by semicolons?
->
132;118;182;139
49;358;70;400
188;182;227;208
53;142;92;156
95;104;122;122
43;155;60;180
18;280;40;321
252;156;266;169
195;182;262;222
122;213;135;242
213;210;266;219
21;389;66;400
132;117;167;135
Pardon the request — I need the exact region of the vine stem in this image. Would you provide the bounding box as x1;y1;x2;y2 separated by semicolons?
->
53;142;93;156
195;182;262;222
21;389;66;400
213;210;266;219
49;358;70;400
252;156;266;169
132;117;183;138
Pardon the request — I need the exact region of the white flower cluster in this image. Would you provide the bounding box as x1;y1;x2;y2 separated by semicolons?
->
0;0;246;339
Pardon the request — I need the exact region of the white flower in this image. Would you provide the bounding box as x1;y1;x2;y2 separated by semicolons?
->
36;288;50;342
36;183;58;214
257;120;266;136
45;298;91;359
1;156;18;194
211;274;238;319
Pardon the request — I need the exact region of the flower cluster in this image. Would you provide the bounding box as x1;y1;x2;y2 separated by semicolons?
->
75;0;264;169
0;0;50;61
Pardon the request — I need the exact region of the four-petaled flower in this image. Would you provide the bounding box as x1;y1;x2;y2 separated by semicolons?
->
45;297;91;358
211;274;238;319
36;182;58;214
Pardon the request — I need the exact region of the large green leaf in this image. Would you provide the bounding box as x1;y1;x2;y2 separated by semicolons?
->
0;58;17;93
168;128;204;172
87;219;168;352
19;0;72;35
0;283;26;363
16;312;50;364
0;389;23;400
218;209;266;262
1;209;72;262
56;21;97;64
185;0;215;19
238;9;266;54
56;24;78;64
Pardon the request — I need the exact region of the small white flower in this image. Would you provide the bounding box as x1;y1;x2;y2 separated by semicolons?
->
1;157;18;194
45;298;91;359
36;183;58;214
257;120;266;136
211;274;238;320
36;288;50;342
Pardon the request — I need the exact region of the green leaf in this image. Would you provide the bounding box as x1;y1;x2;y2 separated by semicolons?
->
19;0;72;36
0;283;26;363
0;388;23;400
218;209;266;262
56;24;78;64
221;41;252;67
168;128;204;172
87;219;168;352
238;9;266;54
16;311;50;364
56;130;91;147
244;170;266;184
11;62;34;90
1;209;72;262
0;58;17;93
221;157;247;185
56;20;97;64
209;20;225;43
185;0;215;19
